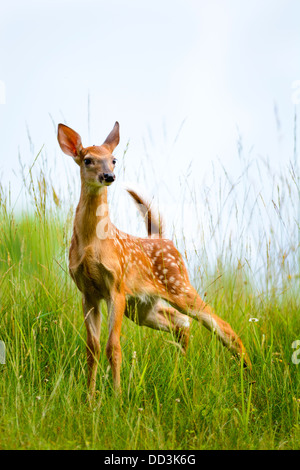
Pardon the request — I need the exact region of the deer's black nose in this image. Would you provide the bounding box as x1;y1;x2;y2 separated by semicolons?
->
103;173;115;183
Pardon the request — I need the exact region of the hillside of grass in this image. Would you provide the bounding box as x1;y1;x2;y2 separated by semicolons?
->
0;144;299;450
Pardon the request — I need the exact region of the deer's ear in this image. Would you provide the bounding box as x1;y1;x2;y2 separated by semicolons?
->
103;121;120;152
57;124;83;163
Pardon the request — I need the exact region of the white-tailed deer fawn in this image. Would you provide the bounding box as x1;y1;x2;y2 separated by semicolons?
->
57;121;251;397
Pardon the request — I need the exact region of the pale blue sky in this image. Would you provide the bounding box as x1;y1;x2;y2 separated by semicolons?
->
0;0;299;264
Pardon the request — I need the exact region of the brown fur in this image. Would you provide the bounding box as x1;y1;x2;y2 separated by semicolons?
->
57;122;251;398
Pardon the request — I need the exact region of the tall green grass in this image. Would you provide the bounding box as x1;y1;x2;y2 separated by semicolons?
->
0;136;299;450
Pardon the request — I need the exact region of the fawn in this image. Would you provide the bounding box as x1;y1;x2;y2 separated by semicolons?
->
57;121;251;397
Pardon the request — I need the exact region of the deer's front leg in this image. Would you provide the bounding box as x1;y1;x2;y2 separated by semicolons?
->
106;290;126;393
82;295;101;399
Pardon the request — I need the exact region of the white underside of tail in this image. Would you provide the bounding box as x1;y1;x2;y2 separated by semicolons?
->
124;184;165;238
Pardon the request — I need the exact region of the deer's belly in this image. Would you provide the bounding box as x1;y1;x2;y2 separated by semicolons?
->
124;294;159;325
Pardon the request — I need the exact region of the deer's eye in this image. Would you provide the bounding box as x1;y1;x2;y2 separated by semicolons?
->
84;158;92;166
112;158;117;165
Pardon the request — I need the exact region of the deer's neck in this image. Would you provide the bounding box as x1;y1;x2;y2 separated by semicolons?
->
74;184;112;244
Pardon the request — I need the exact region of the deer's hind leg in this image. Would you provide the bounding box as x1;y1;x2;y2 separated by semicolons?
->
125;297;191;353
149;301;191;352
167;286;251;368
